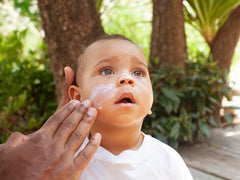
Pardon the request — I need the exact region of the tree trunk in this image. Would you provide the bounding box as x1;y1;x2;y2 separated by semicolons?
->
210;5;240;124
38;0;105;102
150;0;187;68
211;5;240;72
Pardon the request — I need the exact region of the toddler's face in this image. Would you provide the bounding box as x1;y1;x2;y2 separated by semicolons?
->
73;39;153;127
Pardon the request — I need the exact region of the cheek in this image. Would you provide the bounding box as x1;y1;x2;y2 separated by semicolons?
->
90;84;118;109
136;81;153;112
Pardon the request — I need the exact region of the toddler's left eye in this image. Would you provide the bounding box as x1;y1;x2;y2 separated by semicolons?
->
133;70;143;76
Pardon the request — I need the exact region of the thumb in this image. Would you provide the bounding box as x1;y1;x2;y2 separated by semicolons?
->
6;132;29;148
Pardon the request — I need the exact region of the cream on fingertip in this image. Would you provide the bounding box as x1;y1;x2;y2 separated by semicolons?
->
82;99;91;107
70;100;80;107
87;107;97;117
92;133;101;144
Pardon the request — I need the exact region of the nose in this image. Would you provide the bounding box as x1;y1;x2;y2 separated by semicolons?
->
117;75;135;87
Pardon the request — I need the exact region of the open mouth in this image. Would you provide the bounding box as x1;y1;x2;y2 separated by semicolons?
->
116;93;136;104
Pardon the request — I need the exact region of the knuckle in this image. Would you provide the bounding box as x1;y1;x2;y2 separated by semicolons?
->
79;151;89;162
64;119;76;129
84;115;94;124
10;132;22;137
84;113;95;124
8;132;24;142
73;131;83;141
37;133;47;142
48;114;60;124
66;103;75;112
85;108;96;122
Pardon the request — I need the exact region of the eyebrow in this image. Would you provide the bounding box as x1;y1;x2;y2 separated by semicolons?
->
131;57;148;69
93;57;148;69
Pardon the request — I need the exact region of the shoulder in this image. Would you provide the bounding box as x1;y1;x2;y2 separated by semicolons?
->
143;134;193;179
144;134;179;158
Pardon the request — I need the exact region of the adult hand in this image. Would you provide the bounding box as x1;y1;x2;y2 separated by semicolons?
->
0;66;100;179
0;100;101;180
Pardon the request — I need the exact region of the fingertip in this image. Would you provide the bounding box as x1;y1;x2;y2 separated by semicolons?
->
70;100;81;108
91;133;101;145
87;107;97;117
82;99;91;107
64;66;68;74
64;66;74;75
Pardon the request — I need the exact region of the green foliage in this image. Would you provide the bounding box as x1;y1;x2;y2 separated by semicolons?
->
185;23;210;63
143;61;231;148
184;0;240;44
96;0;104;12
1;0;239;148
14;0;40;26
101;0;152;59
0;30;57;143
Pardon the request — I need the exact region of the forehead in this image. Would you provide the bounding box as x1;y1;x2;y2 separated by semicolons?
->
81;39;147;68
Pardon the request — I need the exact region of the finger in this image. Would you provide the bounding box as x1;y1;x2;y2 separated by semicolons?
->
42;100;80;135
53;100;91;143
73;133;101;174
57;66;75;111
65;107;97;154
5;132;29;148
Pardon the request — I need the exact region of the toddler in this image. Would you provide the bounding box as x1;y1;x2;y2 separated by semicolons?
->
68;34;193;179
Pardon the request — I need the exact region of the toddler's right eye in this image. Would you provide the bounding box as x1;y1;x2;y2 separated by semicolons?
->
100;67;114;75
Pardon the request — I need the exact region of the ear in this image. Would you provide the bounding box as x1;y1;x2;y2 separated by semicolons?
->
68;85;81;100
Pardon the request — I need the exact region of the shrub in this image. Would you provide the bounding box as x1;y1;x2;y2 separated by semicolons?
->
143;61;231;148
0;30;57;143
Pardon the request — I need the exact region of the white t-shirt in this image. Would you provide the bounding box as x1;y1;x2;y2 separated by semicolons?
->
77;133;193;180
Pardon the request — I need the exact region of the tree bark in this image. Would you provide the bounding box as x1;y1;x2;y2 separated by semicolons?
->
38;0;105;102
210;5;240;124
211;5;240;72
150;0;187;68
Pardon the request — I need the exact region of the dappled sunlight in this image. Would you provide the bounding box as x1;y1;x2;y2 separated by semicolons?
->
224;130;240;137
229;40;240;90
222;52;240;123
222;96;240;123
229;62;240;91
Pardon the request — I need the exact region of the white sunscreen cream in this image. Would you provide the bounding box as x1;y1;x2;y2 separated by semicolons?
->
90;84;118;110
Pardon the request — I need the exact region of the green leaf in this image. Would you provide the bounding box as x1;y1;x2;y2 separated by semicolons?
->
184;0;240;44
13;90;27;111
197;101;205;115
159;97;173;113
155;133;167;144
161;87;181;104
208;97;218;104
225;106;240;110
96;0;104;13
224;112;234;125
208;117;218;126
170;122;180;139
198;121;210;137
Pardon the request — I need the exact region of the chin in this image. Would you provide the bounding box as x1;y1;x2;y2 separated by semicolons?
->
96;108;146;128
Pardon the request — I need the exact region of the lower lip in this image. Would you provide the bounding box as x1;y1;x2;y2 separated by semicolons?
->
115;103;136;107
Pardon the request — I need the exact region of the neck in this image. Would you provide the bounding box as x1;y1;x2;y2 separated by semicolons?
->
90;120;143;155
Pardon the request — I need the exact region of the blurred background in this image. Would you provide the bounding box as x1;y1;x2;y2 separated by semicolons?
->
1;0;240;179
0;0;240;146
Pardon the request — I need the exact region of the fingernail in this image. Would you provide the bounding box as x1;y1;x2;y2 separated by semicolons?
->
92;133;101;144
70;100;80;107
87;107;97;117
82;99;91;107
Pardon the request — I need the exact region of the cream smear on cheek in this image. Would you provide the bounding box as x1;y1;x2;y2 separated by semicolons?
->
90;83;152;115
90;84;118;110
89;73;133;110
